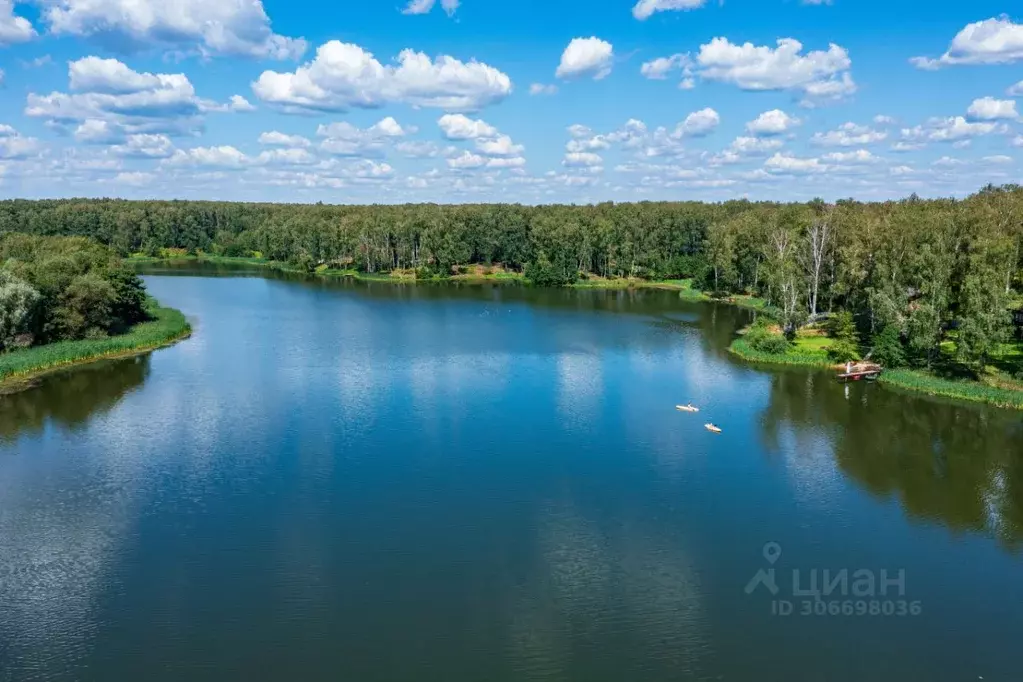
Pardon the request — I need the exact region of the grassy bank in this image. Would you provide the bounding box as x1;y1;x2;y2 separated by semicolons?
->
0;301;191;391
728;335;836;368
877;370;1023;410
729;328;1023;410
571;276;694;291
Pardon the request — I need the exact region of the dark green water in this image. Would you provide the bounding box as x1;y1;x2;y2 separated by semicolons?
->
2;267;1022;682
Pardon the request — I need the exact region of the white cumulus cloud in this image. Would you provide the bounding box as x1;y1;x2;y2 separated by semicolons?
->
901;116;1005;143
111;133;174;158
677;107;720;136
556;37;614;80
258;131;311;148
566;135;610;153
254;41;512;113
476;134;523;157
448;150;487;169
73;119;120;143
821;149;879;164
198;94;257;113
607;118;648;148
438;114;498;140
632;0;707;21
69;56;165;93
568;124;593;139
730;136;784;154
0;124;40;159
745;109;800;136
402;0;460;16
317;117;410;157
395;141;444;158
890;141;924;153
704;135;784;165
966;96;1019;121
764;152;827;174
43;0;305;59
911;17;1023;69
113;171;155;186
256;147;318;166
26;57;207;136
486;156;526;169
696;37;856;105
342;159;394;180
563;152;604;167
166;145;252;169
228;95;256;112
0;0;36;45
810;122;888;146
640;53;693;81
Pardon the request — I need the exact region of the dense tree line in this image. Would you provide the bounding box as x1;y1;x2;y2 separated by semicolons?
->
0;198;713;280
1;185;1020;368
0;234;148;350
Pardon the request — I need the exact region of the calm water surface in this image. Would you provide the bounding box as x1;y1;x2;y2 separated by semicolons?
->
2;268;1022;682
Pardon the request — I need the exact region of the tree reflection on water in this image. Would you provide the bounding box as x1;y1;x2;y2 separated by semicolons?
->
0;356;151;442
760;370;1023;550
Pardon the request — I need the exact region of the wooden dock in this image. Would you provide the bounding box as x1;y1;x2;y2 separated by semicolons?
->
836;362;883;382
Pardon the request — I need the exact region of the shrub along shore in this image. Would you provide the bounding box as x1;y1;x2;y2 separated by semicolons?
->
0;301;191;392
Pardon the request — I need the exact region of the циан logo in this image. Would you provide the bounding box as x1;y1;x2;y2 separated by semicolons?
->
745;542;922;618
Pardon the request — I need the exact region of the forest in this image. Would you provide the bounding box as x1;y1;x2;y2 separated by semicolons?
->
0;234;149;351
1;185;1021;374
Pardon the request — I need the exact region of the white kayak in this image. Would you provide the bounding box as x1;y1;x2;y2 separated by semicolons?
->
676;404;700;413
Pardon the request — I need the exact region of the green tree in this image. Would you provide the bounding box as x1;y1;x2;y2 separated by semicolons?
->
55;273;118;339
704;220;736;293
870;326;907;368
0;271;40;350
106;268;148;329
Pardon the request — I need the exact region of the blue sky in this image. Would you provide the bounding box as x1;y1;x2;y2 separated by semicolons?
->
0;0;1021;204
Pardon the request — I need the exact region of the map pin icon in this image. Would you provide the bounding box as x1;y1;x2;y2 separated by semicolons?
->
763;542;782;565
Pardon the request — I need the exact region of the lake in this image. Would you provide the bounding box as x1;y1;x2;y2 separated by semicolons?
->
2;267;1022;682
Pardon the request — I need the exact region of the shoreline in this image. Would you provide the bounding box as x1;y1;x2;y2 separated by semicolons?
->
728;337;1023;410
134;254;1023;410
129;254;775;307
0;303;192;394
129;254;694;289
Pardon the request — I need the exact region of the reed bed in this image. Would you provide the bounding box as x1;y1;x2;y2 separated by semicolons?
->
879;370;1023;410
0;303;190;386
